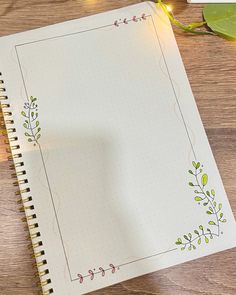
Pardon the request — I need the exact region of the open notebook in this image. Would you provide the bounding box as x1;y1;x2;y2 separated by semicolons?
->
0;2;235;295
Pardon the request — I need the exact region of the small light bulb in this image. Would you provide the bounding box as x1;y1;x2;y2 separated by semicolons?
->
166;5;172;12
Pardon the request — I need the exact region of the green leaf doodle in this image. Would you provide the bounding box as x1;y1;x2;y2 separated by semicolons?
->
175;161;227;250
201;174;208;186
21;96;41;146
208;221;216;225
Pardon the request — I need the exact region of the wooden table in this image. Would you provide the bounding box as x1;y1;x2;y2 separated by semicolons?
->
0;0;235;294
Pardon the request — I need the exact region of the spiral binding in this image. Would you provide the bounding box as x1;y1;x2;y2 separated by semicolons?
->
0;72;53;295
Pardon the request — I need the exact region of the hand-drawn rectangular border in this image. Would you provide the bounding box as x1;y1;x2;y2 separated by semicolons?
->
14;14;195;282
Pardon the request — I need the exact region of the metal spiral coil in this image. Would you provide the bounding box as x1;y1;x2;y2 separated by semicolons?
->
0;72;53;295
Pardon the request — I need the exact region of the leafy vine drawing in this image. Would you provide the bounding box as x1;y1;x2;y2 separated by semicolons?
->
21;96;41;145
175;161;226;251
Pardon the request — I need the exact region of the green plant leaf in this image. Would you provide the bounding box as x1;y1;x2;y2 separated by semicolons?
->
198;238;201;245
22;97;41;145
218;203;222;210
192;161;197;168
188;170;193;175
206;211;212;214
211;189;215;196
189;182;194;187
201;173;208;186
24;132;32;137
199;225;204;230
220;213;223;218
221;219;227;223
195;196;203;201
203;4;236;40
194;230;199;235
205;236;209;244
175;238;182;245
183;235;189;241
30;96;37;102
208;221;216;225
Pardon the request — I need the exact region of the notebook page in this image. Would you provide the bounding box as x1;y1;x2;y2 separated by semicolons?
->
0;2;235;294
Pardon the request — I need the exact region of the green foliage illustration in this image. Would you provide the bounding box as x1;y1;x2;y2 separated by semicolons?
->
175;161;226;251
21;96;41;145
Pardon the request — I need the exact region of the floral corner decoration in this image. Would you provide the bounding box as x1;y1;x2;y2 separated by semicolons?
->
175;161;226;251
21;96;41;146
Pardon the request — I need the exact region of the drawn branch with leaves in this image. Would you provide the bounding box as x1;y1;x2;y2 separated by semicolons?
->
175;161;226;251
21;96;41;146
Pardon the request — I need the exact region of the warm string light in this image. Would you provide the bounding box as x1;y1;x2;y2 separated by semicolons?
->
166;5;172;13
157;1;214;35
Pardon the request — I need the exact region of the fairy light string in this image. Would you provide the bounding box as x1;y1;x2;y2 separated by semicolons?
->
157;1;215;35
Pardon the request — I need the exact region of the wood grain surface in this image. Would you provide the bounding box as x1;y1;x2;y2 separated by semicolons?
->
0;1;235;294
